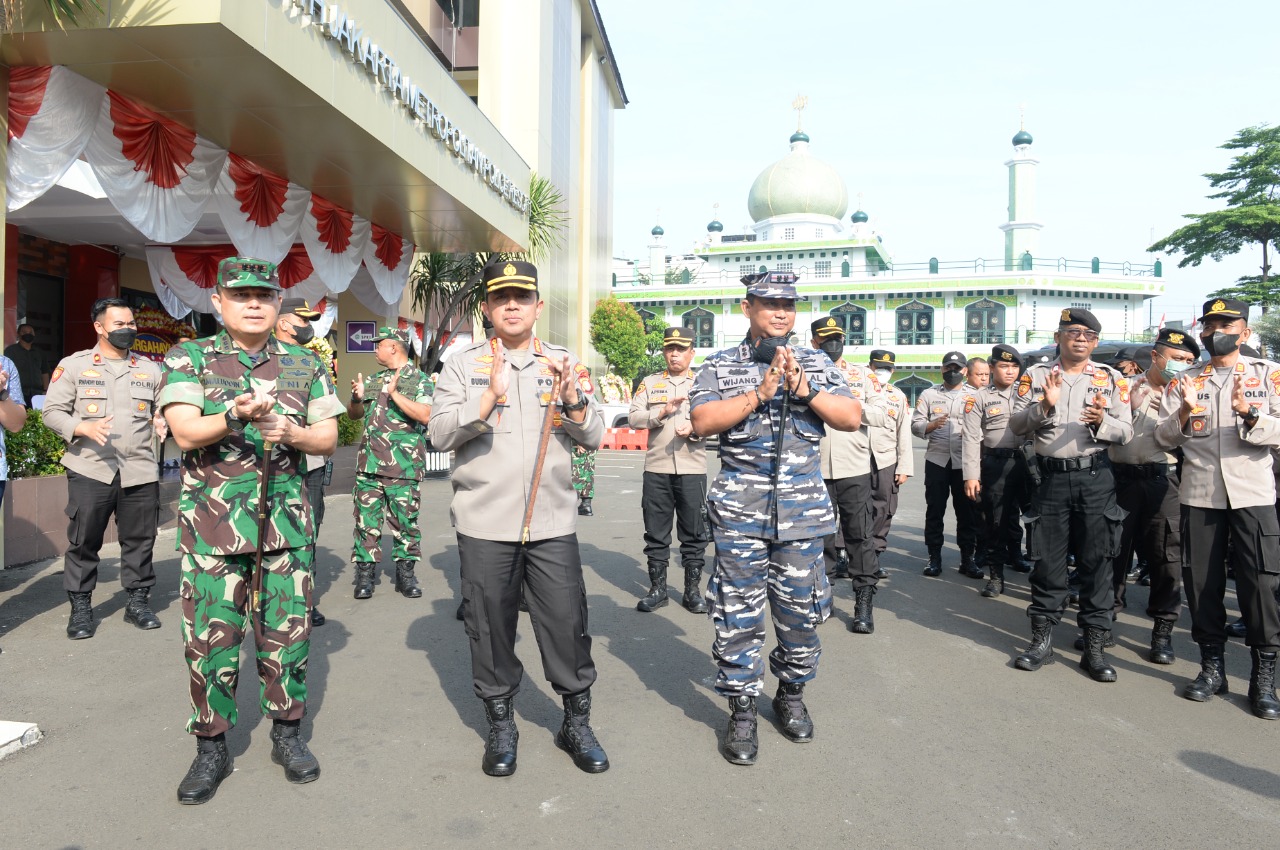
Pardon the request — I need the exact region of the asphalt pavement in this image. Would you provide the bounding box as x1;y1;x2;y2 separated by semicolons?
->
1;448;1278;849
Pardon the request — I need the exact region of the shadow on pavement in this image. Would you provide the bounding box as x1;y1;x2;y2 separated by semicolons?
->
1178;750;1280;799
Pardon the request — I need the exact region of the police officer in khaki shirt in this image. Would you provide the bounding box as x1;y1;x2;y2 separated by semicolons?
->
430;259;609;777
1108;327;1199;666
629;326;709;614
1010;308;1133;681
866;350;912;577
42;298;165;640
962;343;1033;599
1156;298;1280;718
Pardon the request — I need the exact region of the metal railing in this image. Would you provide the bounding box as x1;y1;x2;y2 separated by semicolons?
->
682;326;1156;351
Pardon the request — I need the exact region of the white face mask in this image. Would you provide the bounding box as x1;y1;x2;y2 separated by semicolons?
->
874;369;893;384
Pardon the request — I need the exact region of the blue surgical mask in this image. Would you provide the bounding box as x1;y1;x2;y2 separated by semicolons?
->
1158;352;1193;381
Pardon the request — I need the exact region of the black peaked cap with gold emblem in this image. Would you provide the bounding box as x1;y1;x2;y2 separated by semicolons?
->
1198;297;1248;323
663;327;693;348
868;349;895;366
810;316;844;339
482;259;539;293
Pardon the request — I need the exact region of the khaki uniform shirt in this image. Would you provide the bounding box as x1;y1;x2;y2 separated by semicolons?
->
819;361;888;480
1109;372;1176;466
629;371;705;474
429;337;604;542
868;382;913;477
42;346;162;487
1011;359;1133;457
1155;357;1280;510
912;384;971;468
961;384;1022;480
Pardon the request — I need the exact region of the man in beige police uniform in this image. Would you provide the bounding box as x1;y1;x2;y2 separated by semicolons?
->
629;326;709;613
812;318;888;632
430;259;609;777
43;297;165;640
962;343;1033;599
1156;298;1280;718
1010;308;1133;681
866;350;912;578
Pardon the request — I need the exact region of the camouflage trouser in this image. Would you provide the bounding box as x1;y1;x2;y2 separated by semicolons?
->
571;446;596;498
706;527;831;698
352;473;421;564
180;548;312;737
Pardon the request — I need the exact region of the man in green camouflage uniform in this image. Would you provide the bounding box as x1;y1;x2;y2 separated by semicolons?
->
159;258;344;805
572;444;597;515
348;327;433;599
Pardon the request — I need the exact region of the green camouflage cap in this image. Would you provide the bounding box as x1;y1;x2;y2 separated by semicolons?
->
217;257;281;290
374;326;411;347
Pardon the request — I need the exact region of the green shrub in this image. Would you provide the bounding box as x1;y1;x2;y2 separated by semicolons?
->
4;409;66;479
338;414;364;447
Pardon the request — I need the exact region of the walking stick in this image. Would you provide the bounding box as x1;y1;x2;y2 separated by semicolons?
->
521;374;560;544
252;440;274;643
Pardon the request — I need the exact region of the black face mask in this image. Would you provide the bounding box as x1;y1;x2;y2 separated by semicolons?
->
819;339;844;362
751;333;793;365
19;333;34;344
1201;331;1240;358
942;369;964;387
106;329;137;351
291;323;315;345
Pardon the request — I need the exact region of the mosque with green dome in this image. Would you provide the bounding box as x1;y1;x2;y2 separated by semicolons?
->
611;120;1166;399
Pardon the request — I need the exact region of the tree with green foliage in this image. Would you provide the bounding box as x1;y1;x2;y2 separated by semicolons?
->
588;298;647;383
636;317;668;384
1149;124;1280;313
3;410;66;478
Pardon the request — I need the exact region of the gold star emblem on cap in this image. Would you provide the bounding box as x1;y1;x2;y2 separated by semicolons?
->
1169;332;1184;344
1212;300;1226;313
1060;308;1072;322
503;263;517;277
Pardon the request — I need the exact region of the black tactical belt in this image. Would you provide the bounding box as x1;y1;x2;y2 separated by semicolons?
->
984;447;1020;459
1039;452;1110;474
1113;461;1171;478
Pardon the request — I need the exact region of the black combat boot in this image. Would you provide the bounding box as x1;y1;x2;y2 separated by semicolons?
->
923;551;942;577
721;695;758;765
636;564;668;612
123;587;161;630
833;549;850;580
578;497;593;517
1226;618;1247;639
1149;619;1175;665
66;591;95;640
556;690;609;773
850;586;875;634
1183;643;1229;701
176;734;232;805
394;561;422;598
959;553;984;580
481;697;519;776
311;607;326;627
1015;615;1055;671
269;720;320;784
874;556;889;580
1080;626;1118;682
353;564;375;599
981;563;1005;598
682;567;708;614
772;682;814;742
1248;649;1280;720
1073;631;1115;651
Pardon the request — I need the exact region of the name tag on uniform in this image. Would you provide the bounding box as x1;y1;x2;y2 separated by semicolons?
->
716;365;758;390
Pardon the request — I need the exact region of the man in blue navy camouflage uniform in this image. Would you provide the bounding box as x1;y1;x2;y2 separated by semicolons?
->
690;271;862;766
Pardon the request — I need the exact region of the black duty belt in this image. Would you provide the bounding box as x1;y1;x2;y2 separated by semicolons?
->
1038;452;1110;474
983;447;1020;459
1113;461;1172;479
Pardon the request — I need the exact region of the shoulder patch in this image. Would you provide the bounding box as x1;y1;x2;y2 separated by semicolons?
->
1117;376;1130;404
964;396;975;414
1016;373;1032;397
576;365;594;395
51;365;64;383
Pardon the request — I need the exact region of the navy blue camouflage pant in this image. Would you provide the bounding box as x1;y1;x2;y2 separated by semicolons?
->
706;527;831;698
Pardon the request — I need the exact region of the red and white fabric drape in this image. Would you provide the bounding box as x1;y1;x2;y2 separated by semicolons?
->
8;65;418;314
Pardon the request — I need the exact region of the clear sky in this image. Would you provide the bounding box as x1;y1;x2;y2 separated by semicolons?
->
599;0;1280;326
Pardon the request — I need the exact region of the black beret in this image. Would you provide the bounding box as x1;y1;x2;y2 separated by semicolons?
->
990;344;1020;364
1058;307;1101;333
1153;328;1200;359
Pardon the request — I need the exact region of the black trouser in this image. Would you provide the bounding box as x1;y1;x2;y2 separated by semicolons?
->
641;471;708;573
1111;464;1182;622
1181;504;1280;651
870;460;899;559
924;460;977;559
305;466;327;595
457;532;597;700
824;473;877;588
1023;458;1123;630
978;453;1026;568
63;470;158;593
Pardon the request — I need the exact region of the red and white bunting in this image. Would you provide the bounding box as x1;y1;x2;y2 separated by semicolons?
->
6;66;105;211
213;153;309;265
300;194;371;294
363;223;416;305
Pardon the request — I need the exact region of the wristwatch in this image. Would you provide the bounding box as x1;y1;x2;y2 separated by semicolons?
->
224;408;246;433
1243;405;1260;424
562;389;588;412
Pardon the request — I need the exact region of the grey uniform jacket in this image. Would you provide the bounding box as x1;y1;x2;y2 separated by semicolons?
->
1155;357;1280;510
429;337;604;542
819;361;889;480
629;371;706;474
912;384;971;467
961;384;1022;480
1010;359;1133;457
1109;372;1176;466
42;346;162;487
868;382;913;478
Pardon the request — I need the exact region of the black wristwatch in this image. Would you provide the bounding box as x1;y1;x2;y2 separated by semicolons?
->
224;408;246;433
562;389;588;412
1243;405;1260;424
791;383;814;404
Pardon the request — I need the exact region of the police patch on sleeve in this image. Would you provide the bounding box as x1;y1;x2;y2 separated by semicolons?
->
964;396;975;413
51;366;64;383
1016;374;1032;397
1117;376;1130;404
